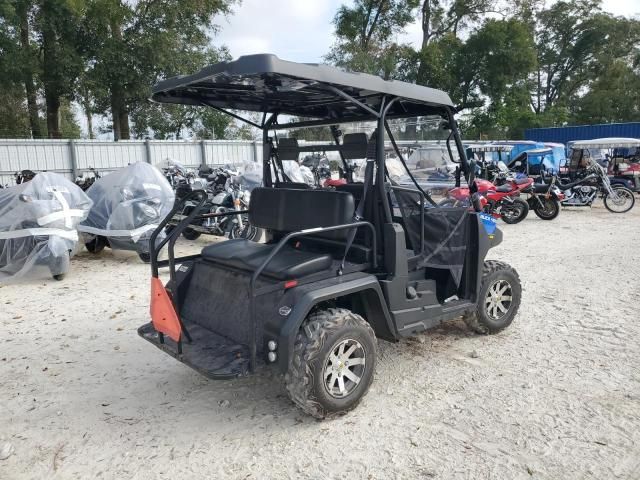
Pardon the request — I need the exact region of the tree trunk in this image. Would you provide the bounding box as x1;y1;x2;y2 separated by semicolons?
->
109;17;130;140
18;3;42;138
45;93;61;138
110;86;122;141
84;101;94;139
119;105;130;140
41;10;61;138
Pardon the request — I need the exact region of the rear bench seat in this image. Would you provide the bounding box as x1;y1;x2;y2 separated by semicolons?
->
201;187;355;280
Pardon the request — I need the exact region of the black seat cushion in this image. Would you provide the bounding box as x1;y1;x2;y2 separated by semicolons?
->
201;239;333;280
495;184;512;192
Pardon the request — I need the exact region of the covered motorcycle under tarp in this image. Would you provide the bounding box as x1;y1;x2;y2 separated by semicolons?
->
0;172;92;283
78;162;175;261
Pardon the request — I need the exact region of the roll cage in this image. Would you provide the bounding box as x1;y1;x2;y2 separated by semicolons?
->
152;54;475;216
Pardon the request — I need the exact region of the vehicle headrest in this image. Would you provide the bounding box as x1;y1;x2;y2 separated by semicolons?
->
249;187;355;239
278;138;300;161
342;133;369;159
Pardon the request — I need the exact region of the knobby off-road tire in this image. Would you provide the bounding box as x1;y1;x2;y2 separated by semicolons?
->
464;260;522;334
500;198;529;224
285;308;377;419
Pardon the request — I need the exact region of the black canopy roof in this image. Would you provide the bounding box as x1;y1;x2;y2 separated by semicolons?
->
151;54;454;123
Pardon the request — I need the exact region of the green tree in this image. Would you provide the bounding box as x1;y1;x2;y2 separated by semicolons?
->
570;61;640;124
83;0;236;140
326;0;420;79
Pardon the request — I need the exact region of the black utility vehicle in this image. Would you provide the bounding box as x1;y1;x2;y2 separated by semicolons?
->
139;54;522;418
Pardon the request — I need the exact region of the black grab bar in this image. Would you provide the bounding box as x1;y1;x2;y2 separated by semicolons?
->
248;220;376;372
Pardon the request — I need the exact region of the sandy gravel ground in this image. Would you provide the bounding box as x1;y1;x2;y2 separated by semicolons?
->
1;204;639;480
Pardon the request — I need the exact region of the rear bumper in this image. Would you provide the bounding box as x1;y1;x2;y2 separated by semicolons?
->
138;322;252;380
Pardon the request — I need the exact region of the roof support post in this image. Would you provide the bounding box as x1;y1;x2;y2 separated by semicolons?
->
377;97;392;224
262;114;277;187
445;108;471;185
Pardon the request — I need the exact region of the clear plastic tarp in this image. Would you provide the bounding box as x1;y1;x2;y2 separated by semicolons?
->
0;172;92;283
78;162;175;254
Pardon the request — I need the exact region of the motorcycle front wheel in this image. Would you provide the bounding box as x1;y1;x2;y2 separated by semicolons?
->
603;187;635;213
533;197;560;220
229;215;260;241
500;198;529;224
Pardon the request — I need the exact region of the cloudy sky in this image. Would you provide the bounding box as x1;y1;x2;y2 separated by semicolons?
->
216;0;639;63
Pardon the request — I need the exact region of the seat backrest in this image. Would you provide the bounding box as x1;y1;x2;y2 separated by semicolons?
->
342;133;369;160
277;138;300;161
249;187;355;239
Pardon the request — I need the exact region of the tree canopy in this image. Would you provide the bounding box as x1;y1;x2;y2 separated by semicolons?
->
327;0;640;139
0;0;638;140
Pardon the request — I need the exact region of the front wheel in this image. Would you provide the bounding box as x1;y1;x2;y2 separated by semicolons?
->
533;197;560;220
464;260;522;334
138;252;151;263
229;215;260;241
285;308;377;419
603;187;635;213
500;198;529;224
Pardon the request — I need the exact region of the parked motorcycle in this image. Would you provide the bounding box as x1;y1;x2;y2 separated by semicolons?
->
78;162;175;262
170;166;259;241
522;176;565;220
556;159;635;213
74;167;101;191
15;169;37;184
440;164;533;224
0;172;92;282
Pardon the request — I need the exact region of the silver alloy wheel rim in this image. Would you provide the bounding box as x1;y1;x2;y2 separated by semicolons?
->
485;279;513;320
608;189;633;212
323;338;366;399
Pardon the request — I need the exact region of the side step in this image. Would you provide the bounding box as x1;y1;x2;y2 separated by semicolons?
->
138;322;251;379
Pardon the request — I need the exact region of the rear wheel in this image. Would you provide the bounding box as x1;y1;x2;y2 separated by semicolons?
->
533;197;560;220
85;236;107;254
500;198;529;224
603;187;635;213
182;228;201;240
138;252;151;263
464;260;521;334
285;308;377;419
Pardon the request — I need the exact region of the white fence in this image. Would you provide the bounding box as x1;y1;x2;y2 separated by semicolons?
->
0;139;261;186
0;138;448;187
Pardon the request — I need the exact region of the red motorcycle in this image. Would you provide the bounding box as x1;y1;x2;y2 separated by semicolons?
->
440;176;533;224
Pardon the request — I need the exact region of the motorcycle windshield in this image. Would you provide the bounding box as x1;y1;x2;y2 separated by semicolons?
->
79;162;175;252
0;172;92;283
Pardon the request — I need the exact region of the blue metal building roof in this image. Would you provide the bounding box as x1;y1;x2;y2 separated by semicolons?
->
524;123;640;145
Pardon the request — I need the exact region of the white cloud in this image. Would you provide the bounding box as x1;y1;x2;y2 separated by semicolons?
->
214;0;346;63
214;0;637;64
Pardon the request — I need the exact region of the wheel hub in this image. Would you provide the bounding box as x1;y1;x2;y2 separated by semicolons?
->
485;279;513;320
323;338;366;398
